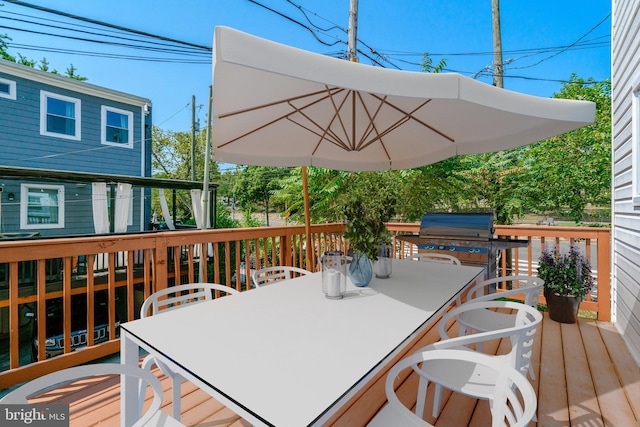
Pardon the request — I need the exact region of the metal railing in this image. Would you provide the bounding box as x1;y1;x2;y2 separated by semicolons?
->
0;222;610;389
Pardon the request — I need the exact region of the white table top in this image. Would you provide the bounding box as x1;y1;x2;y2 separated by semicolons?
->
121;259;483;427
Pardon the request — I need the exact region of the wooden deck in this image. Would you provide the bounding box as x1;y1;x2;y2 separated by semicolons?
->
10;312;640;427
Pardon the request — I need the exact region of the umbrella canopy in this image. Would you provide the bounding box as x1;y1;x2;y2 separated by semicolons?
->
211;26;595;171
211;26;595;270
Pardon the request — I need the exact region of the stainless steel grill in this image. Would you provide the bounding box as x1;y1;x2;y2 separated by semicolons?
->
399;212;528;279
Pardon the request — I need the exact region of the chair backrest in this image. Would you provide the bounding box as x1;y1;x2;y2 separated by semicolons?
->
408;253;461;266
436;300;543;376
466;275;544;307
252;266;311;287
0;363;170;427
140;283;239;318
384;348;536;427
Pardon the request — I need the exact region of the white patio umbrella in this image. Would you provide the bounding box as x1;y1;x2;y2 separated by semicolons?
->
211;26;595;268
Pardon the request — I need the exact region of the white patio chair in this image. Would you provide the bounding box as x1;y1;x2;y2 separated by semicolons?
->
456;275;544;379
0;363;184;427
367;348;536;427
140;283;239;420
252;266;311;287
462;275;544;307
417;300;542;419
408;253;462;265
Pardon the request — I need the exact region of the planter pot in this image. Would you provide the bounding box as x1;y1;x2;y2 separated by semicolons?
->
544;288;582;324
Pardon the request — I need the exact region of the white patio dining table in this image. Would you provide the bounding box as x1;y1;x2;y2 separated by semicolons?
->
120;259;484;427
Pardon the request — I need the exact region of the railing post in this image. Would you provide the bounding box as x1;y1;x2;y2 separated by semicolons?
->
153;235;169;293
597;228;611;321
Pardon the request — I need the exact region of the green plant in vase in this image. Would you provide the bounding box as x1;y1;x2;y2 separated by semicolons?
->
340;172;397;286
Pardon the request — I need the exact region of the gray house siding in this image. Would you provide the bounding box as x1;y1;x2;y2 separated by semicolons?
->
0;60;151;237
612;0;640;363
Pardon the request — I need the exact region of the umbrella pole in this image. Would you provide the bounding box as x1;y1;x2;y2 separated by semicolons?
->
302;166;313;271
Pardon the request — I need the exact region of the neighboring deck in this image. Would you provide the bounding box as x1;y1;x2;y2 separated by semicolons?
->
14;312;639;427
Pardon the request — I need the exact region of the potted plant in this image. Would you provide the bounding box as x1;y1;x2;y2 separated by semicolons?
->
537;245;594;323
340;173;397;286
343;200;392;286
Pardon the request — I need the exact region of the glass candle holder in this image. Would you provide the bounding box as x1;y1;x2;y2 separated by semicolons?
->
374;242;393;279
321;251;347;299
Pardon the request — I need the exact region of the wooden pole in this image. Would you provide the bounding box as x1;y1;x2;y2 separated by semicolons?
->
492;0;504;88
348;0;359;62
302;166;313;271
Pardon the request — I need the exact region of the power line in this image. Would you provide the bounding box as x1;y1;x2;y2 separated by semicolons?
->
0;14;207;53
509;14;611;71
7;42;211;63
1;0;211;50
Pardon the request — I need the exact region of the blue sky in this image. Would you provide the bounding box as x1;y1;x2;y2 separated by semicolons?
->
0;0;611;134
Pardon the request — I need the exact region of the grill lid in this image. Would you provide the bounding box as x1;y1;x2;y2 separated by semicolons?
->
420;213;494;240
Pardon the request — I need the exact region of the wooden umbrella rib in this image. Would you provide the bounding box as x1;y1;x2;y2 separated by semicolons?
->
325;87;355;151
217;87;344;149
292;102;351;151
354;92;388;157
351;91;356;150
217;88;337;119
369;94;455;143
286;116;346;150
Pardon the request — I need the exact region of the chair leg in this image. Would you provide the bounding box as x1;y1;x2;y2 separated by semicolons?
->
415;377;429;419
528;363;536;380
171;377;181;420
432;383;443;419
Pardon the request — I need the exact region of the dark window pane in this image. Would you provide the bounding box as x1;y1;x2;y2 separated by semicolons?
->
47;115;75;136
47;97;75;118
106;127;128;143
106;111;128;128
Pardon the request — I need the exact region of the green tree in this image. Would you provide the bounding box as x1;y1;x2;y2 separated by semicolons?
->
520;75;611;222
233;166;287;225
151;126;220;222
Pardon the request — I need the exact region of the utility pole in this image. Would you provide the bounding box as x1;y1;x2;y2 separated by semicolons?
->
492;0;504;88
491;0;504;87
348;0;358;62
191;95;196;180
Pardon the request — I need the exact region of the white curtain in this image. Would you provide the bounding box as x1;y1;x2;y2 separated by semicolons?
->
92;183;109;234
190;189;212;257
191;189;204;228
158;188;175;230
114;183;132;233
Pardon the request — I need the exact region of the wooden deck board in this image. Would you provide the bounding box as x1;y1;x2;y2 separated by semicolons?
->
7;313;639;427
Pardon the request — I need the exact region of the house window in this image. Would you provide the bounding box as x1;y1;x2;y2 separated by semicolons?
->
40;91;81;140
20;184;65;229
101;106;133;148
0;77;16;100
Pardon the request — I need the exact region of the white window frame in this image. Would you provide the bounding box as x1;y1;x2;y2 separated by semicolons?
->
632;77;640;206
101;106;134;148
0;77;16;100
40;90;81;140
20;184;65;229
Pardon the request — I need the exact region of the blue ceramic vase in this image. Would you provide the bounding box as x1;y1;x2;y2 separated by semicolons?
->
349;252;373;287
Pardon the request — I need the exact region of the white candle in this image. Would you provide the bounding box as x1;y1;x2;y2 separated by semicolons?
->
327;269;341;298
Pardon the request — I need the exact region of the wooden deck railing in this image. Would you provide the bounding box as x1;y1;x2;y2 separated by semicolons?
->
0;222;610;389
388;223;611;320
